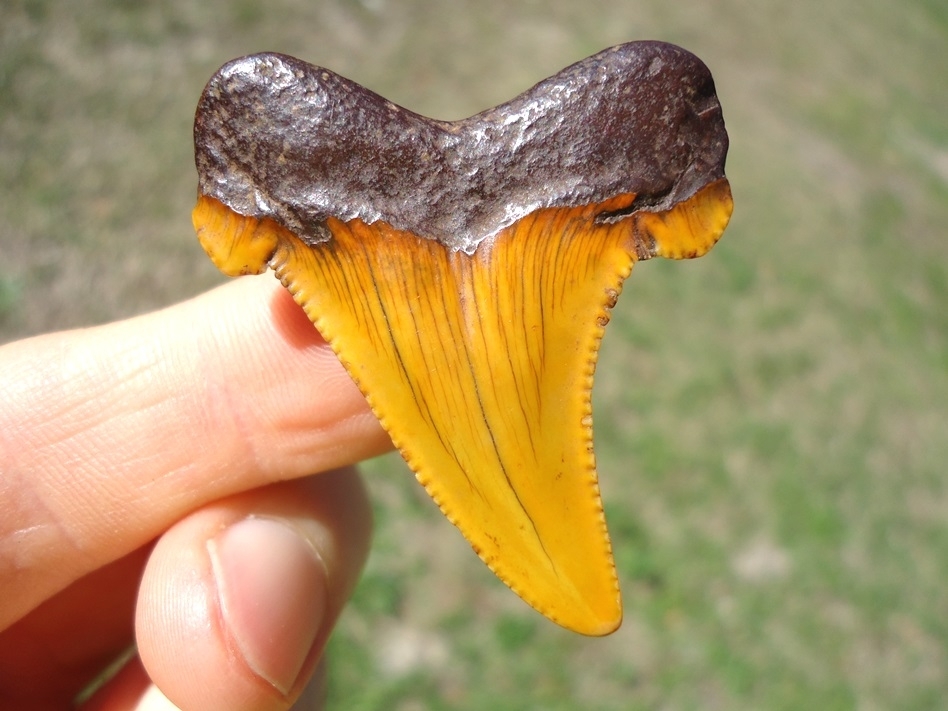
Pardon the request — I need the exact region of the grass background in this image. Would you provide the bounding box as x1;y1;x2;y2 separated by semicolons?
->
2;0;947;708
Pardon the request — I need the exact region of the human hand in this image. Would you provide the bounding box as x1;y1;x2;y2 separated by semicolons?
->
0;276;393;710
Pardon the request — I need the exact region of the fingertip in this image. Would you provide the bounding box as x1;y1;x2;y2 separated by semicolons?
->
206;517;327;696
136;469;371;711
266;281;329;352
202;276;393;479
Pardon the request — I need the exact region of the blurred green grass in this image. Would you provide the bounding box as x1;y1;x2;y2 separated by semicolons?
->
2;0;947;709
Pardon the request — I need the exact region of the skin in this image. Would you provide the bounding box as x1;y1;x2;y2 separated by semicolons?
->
0;275;393;710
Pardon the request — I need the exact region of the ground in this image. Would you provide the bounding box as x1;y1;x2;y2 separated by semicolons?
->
2;1;947;708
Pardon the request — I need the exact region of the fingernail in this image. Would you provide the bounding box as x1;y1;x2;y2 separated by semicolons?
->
207;517;327;696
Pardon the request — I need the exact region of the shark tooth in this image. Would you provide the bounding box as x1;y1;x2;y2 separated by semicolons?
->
192;41;732;635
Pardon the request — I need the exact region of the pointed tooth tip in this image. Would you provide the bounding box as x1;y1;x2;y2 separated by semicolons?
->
550;595;623;636
584;613;623;637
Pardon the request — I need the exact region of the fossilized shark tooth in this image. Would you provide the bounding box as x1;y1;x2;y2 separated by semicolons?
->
192;40;732;635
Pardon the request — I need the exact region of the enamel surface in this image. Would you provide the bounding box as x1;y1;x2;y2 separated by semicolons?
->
193;180;732;634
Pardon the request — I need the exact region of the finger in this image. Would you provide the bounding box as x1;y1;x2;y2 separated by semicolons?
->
82;661;328;711
135;467;371;711
0;275;391;628
0;547;147;709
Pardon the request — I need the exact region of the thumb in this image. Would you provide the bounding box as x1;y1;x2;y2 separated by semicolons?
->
135;467;371;711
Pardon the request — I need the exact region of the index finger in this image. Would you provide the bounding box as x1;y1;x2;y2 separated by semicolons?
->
0;275;391;628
